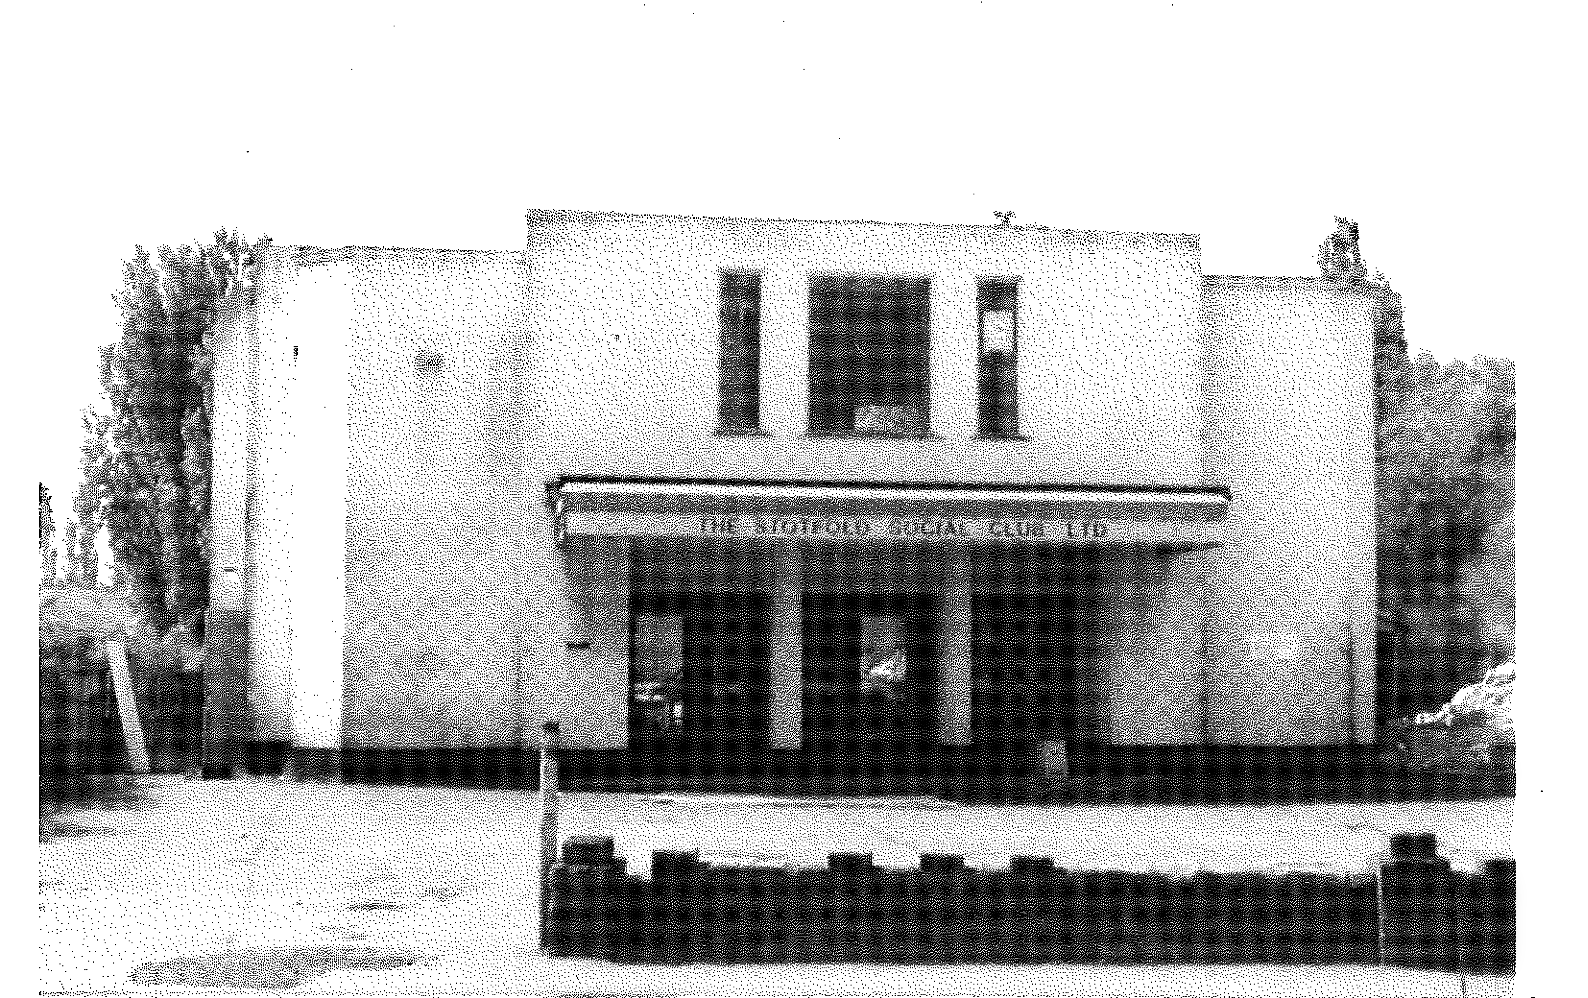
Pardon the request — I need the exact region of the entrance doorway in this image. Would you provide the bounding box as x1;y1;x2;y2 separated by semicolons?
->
628;591;770;746
970;593;1096;745
801;592;938;747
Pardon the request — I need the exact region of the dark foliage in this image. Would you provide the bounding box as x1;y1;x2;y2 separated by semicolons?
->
1318;218;1515;724
40;483;55;551
86;231;258;633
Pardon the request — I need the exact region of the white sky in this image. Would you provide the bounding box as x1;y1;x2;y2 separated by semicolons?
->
11;1;1576;539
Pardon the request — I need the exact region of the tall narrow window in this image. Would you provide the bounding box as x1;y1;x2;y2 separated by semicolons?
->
808;274;931;437
718;271;761;432
977;277;1020;437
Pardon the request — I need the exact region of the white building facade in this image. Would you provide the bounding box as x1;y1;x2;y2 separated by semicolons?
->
206;210;1377;778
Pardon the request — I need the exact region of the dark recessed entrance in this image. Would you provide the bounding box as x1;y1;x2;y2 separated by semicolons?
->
801;592;938;747
969;547;1110;746
971;593;1099;745
628;591;770;746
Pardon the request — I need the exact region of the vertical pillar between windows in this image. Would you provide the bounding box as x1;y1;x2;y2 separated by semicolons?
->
936;555;973;746
929;273;976;439
760;270;804;437
768;544;804;749
567;535;632;749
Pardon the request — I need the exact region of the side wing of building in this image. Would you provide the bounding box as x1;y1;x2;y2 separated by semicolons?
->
209;245;536;760
1200;275;1378;744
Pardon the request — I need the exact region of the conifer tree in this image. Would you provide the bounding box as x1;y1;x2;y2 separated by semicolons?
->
71;411;108;588
39;483;55;553
39;483;56;579
1319;217;1514;721
96;232;254;632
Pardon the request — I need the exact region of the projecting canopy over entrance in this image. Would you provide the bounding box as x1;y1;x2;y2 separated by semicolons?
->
551;479;1228;549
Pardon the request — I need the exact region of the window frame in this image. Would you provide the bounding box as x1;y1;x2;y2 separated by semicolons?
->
975;276;1022;439
805;272;934;439
800;591;939;747
716;268;763;435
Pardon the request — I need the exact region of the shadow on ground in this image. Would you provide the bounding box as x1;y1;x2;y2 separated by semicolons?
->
39;774;151;842
128;945;427;989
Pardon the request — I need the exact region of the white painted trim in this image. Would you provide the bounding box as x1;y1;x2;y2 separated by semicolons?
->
557;480;1229;509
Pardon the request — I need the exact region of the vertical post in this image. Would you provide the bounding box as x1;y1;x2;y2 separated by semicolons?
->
1378;831;1456;970
769;545;804;749
936;556;973;746
539;720;561;876
104;637;151;774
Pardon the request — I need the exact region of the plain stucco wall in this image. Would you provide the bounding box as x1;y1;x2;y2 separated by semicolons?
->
1101;550;1215;744
548;536;632;748
525;210;1208;487
238;247;537;750
247;256;304;743
337;248;536;749
1200;277;1377;745
288;259;352;750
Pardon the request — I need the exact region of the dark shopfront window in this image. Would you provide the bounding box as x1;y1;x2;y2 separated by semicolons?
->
808;274;931;437
629;591;770;744
970;594;1093;745
802;592;937;746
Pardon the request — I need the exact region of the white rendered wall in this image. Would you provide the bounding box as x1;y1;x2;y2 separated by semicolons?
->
287;261;351;750
1200;277;1377;745
246;258;297;743
525;209;1208;488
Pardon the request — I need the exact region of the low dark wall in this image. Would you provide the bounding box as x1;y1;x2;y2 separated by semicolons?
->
1064;744;1515;803
542;834;1514;972
40;664;121;786
256;742;1513;803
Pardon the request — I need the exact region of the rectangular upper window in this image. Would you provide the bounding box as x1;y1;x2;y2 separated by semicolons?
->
808;274;931;437
717;270;761;432
977;277;1020;437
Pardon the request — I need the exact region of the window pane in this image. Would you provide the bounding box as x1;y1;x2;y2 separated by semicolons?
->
981;309;1015;355
630;589;771;743
632;612;685;735
858;613;910;698
977;278;1019;436
802;594;936;745
718;271;761;430
808;275;930;436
